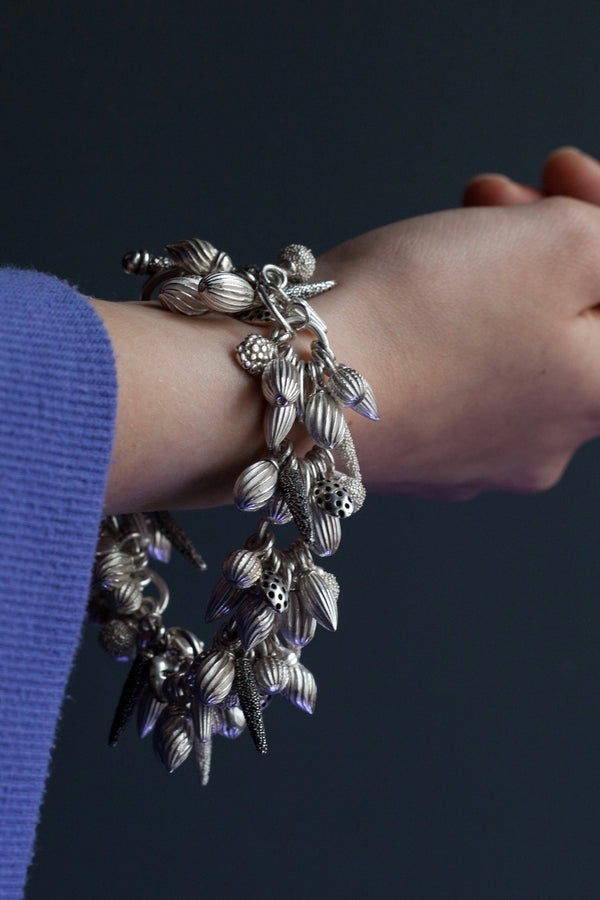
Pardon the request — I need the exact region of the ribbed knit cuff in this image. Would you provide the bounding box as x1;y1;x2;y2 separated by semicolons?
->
0;269;117;900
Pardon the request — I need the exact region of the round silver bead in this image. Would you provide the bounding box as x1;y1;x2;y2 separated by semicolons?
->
98;619;138;661
236;334;277;374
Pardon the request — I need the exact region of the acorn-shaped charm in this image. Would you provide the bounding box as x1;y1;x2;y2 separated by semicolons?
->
253;656;290;694
153;708;194;773
278;590;317;648
193;649;236;706
205;577;243;623
261;357;301;408
311;504;342;557
304;389;347;449
197;272;255;313
281;662;317;714
328;364;379;421
295;567;338;632
165;238;233;275
234;459;279;511
264;403;296;450
235;594;276;652
222;549;262;589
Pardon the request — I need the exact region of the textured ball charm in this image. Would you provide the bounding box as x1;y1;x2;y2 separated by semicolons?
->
98;619;138;661
236;334;277;374
276;244;316;283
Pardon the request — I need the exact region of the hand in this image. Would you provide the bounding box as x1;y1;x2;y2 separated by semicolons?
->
315;183;600;499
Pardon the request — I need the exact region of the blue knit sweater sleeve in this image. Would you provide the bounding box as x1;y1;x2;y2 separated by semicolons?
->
0;269;118;899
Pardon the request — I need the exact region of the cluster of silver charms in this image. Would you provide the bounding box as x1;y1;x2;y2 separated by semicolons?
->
89;238;378;785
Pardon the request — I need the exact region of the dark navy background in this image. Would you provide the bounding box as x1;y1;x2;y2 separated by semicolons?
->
3;1;600;897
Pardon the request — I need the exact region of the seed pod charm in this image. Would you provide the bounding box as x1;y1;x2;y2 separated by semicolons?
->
158;276;212;316
153;708;194;773
282;662;317;714
264;403;296;450
296;567;338;632
327;364;380;420
165;238;233;275
222;549;262;589
311;504;342;557
197;272;255;313
279;589;317;648
235;594;276;651
137;684;167;739
304;390;347;449
193;649;236;706
262;357;301;408
234;459;279;511
253;656;290;694
206;577;243;623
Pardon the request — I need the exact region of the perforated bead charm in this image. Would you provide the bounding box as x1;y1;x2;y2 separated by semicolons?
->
259;570;289;612
313;478;354;518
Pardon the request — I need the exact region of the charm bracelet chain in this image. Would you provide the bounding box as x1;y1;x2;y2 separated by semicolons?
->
89;238;379;784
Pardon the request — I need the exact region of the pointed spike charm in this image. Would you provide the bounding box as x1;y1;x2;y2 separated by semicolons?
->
234;656;268;754
151;511;207;570
108;652;152;747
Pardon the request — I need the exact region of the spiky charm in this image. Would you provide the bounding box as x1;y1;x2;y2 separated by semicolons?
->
90;239;378;785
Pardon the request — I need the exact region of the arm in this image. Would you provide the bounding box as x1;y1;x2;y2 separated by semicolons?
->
93;191;600;513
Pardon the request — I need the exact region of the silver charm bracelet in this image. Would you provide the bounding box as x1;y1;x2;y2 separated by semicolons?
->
89;239;379;784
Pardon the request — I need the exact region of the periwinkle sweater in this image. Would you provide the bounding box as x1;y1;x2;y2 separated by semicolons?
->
0;269;117;899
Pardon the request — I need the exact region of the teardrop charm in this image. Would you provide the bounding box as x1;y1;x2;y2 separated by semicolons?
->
262;357;301;408
153;708;193;773
197;272;255;313
165;238;233;275
234;459;279;512
192;649;236;706
311;504;342;557
235;594;276;651
304;390;347;449
282;662;317;714
157;276;212;316
295;567;338;632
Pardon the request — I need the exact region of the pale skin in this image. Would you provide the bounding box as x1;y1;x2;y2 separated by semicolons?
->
91;147;600;514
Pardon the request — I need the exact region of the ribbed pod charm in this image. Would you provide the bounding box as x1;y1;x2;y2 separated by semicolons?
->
264;403;296;450
282;663;317;714
262;357;301;408
205;577;243;623
304;389;347;449
153;708;194;773
296;567;338;631
253;656;290;694
157;276;212;316
137;685;167;739
165;238;233;274
222;549;262;589
311;504;342;557
235;595;276;651
327;364;380;420
234;459;279;511
279;590;317;648
197;272;255;313
193;649;236;705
